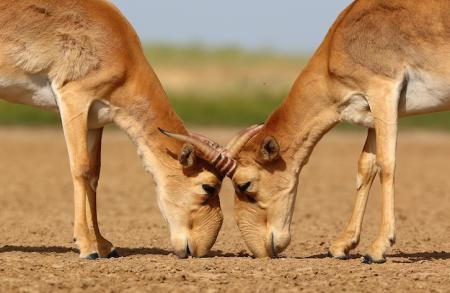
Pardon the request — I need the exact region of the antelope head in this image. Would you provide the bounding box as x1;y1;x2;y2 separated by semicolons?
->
222;124;298;258
157;127;243;258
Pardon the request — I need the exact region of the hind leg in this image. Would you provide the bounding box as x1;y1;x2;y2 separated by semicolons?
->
329;128;378;259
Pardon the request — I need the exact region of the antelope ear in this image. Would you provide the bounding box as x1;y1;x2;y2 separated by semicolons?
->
259;136;280;162
179;143;196;167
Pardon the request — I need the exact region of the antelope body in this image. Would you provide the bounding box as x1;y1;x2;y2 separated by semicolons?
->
179;0;450;263
0;0;236;259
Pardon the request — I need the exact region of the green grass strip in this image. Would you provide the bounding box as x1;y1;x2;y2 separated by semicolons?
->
1;98;450;129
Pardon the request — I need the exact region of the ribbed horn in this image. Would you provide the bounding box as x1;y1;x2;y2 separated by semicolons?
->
158;128;220;162
158;128;237;177
226;124;264;158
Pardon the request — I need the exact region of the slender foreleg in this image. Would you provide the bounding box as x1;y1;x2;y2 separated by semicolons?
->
59;92;115;259
362;85;399;264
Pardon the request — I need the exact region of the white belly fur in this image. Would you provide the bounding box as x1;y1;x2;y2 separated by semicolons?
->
0;73;59;112
399;69;450;116
0;72;114;129
341;70;450;127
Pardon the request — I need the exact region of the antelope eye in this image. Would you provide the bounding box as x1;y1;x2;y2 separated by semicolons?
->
237;182;252;193
202;184;217;195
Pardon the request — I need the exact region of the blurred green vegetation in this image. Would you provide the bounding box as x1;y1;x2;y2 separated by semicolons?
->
169;91;284;126
144;44;307;66
0;102;59;126
0;44;449;129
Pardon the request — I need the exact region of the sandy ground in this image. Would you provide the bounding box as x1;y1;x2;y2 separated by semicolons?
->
0;127;449;293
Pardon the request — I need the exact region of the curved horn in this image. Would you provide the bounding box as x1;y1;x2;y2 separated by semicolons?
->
158;128;220;162
158;128;237;177
226;124;264;158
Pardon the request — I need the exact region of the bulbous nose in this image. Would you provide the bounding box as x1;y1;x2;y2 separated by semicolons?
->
268;230;291;257
171;233;195;259
172;243;188;259
173;242;191;259
174;241;206;258
172;235;209;258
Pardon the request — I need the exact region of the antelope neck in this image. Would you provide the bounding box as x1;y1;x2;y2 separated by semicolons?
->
264;72;340;172
115;70;186;167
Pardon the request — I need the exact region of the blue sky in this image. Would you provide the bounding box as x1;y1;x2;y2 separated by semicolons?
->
110;1;353;53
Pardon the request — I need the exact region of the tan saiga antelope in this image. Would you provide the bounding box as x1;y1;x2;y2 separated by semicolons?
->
0;0;261;259
166;0;450;263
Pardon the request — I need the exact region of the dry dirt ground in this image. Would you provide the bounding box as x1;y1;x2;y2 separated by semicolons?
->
0;127;449;293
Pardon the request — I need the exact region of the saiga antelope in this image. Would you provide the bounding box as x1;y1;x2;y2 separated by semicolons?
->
168;0;450;263
0;0;256;259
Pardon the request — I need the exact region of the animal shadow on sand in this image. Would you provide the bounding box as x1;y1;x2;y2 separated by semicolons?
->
0;245;77;254
304;251;450;263
4;245;446;262
388;251;450;263
0;245;250;258
119;248;250;258
0;245;173;257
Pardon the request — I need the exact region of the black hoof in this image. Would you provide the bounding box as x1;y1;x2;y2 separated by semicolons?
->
361;255;386;264
85;252;99;260
361;255;373;264
107;248;120;258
